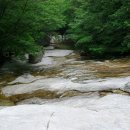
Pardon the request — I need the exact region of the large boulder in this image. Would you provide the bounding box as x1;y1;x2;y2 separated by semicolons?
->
124;82;130;92
28;51;44;64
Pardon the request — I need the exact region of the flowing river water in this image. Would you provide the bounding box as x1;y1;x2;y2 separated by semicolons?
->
1;48;130;129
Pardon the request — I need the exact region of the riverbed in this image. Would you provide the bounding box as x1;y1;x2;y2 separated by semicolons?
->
0;48;130;130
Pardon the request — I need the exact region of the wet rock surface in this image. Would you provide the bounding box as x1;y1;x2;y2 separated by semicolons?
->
0;94;130;130
2;76;130;97
1;48;130;129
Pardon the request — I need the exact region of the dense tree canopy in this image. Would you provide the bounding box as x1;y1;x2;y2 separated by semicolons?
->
0;0;66;58
0;0;130;61
67;0;130;57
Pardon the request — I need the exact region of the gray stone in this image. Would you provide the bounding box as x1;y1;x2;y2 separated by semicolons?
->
124;82;130;92
1;94;130;130
28;51;44;64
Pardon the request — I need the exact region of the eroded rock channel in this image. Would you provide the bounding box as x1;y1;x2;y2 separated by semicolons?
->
1;48;130;129
1;49;130;105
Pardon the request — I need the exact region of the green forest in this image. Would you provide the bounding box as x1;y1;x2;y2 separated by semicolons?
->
0;0;130;63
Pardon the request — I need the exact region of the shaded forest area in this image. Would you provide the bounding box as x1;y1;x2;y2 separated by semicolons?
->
0;0;130;64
